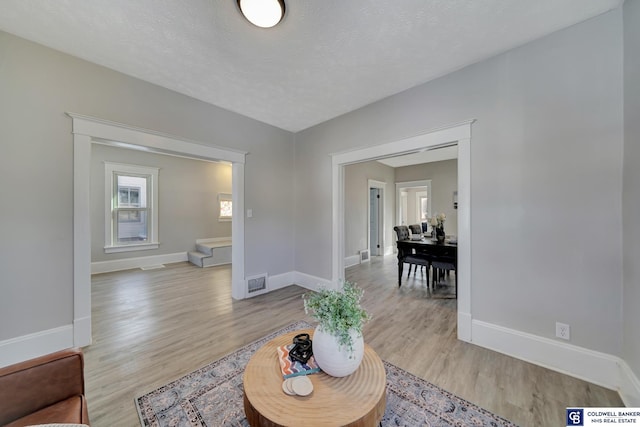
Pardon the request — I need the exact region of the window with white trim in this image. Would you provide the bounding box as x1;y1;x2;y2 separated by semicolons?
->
218;193;232;221
104;162;159;253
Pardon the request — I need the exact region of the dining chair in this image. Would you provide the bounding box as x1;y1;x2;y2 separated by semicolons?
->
393;226;431;283
408;224;434;277
431;256;457;297
408;224;422;237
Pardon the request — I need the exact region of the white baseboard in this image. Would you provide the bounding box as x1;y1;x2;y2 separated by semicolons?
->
267;271;296;292
239;270;337;294
92;252;188;274
0;325;74;368
472;319;620;391
292;271;334;292
620;360;640;407
384;245;395;256
344;255;360;268
243;271;334;295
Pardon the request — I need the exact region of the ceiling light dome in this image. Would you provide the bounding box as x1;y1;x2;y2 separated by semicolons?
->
237;0;285;28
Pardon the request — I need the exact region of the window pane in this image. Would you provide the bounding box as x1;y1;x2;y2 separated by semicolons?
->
117;210;141;223
129;189;139;206
117;175;147;207
116;210;148;243
118;188;129;205
220;200;232;218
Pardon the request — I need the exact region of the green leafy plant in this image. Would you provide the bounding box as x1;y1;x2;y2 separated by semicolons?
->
303;281;371;353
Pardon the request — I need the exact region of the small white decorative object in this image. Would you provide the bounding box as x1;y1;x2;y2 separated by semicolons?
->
290;375;314;396
312;326;364;377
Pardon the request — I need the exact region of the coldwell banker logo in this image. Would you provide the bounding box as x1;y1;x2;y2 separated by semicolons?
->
567;408;584;426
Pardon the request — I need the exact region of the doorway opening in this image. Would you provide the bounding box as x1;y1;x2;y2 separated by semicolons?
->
331;120;474;342
70;113;247;347
396;180;432;227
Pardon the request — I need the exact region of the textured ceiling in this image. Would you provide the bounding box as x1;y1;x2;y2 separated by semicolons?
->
0;0;622;132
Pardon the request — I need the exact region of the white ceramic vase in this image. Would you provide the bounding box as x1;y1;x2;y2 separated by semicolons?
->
312;325;364;377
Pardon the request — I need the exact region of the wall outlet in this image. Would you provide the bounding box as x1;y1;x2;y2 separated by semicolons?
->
556;322;571;340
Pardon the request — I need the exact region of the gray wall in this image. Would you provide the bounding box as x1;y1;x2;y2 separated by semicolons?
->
396;160;458;236
623;0;640;381
0;30;294;341
344;161;395;258
90;144;232;262
294;10;624;354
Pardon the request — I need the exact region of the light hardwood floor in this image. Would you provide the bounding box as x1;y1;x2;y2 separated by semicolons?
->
85;256;622;427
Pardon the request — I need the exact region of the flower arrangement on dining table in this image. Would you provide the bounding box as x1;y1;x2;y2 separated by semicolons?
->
429;213;446;240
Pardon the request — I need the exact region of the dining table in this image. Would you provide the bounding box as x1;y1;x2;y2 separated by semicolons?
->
395;237;458;287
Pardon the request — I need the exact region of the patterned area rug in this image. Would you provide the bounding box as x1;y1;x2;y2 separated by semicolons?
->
135;321;517;426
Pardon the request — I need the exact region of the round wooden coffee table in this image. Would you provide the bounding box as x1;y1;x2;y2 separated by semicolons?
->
243;329;386;427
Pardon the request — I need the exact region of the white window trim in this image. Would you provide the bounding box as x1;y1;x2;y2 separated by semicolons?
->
104;162;160;253
218;193;232;222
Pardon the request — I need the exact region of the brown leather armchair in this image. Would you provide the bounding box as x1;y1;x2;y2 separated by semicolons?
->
0;348;90;426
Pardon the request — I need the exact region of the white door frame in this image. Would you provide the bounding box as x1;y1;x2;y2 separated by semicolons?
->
331;120;474;342
367;180;386;256
69;113;248;347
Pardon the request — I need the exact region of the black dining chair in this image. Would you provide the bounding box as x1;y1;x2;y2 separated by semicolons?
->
393;226;431;284
431;256;457;297
408;224;422;237
408;224;432;276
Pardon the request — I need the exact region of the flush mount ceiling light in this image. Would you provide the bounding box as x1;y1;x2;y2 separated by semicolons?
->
237;0;285;28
